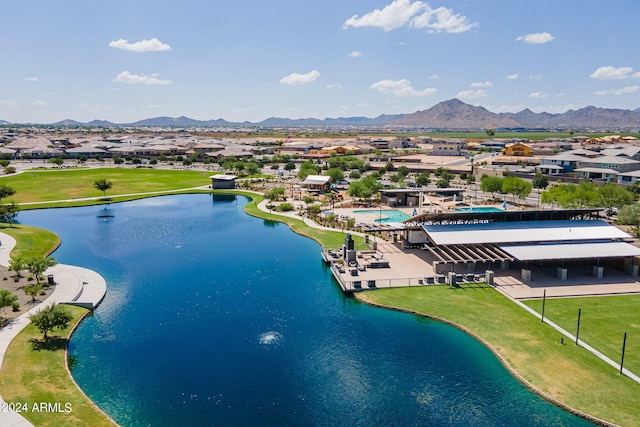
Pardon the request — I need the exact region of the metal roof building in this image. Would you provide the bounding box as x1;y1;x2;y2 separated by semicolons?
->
404;209;640;266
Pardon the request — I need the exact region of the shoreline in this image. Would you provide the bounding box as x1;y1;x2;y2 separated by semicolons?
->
0;190;628;426
354;292;615;427
0;229;117;427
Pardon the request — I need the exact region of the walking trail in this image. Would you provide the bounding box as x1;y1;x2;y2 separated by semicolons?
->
0;232;107;427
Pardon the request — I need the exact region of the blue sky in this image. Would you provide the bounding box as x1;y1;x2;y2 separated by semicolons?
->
2;0;640;123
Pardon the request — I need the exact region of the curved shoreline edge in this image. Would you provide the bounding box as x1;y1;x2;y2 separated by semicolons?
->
0;190;624;426
238;191;622;427
64;310;119;426
0;229;118;427
354;293;617;427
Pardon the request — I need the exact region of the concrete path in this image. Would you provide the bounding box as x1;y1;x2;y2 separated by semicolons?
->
0;233;107;427
258;197;640;385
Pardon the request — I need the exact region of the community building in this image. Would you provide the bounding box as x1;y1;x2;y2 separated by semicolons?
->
402;209;640;282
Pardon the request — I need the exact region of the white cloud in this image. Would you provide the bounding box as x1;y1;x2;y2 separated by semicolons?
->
410;5;478;33
470;81;492;87
32;100;46;107
529;74;542;80
529;92;547;98
326;83;342;89
343;0;477;33
590;66;640;80
114;71;172;85
344;0;425;31
147;104;162;109
80;102;112;113
594;85;640;95
516;32;554;44
348;51;363;58
24;77;39;81
279;70;321;86
108;38;171;52
370;78;437;97
427;74;443;79
457;89;487;99
506;73;519;80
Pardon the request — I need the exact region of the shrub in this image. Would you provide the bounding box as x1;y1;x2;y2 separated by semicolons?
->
276;202;294;212
12;301;20;312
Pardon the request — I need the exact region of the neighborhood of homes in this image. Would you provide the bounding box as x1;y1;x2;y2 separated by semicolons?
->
1;131;639;185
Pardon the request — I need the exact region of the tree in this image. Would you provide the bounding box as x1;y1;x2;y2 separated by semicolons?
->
284;161;296;172
302;195;316;213
326;167;345;182
0;289;18;316
486;129;496;137
532;173;549;190
597;183;634;213
50;157;64;167
0;202;19;225
502;176;532;202
25;256;57;284
264;187;285;203
397;165;410;179
23;283;43;302
480;175;504;197
245;162;260;175
415;172;431;187
0;184;16;200
617;204;640;237
297;161;319;180
348;176;382;203
8;256;25;278
93;178;113;200
29;304;73;340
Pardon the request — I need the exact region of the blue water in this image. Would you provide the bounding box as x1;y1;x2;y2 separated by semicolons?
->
19;195;591;426
354;209;411;223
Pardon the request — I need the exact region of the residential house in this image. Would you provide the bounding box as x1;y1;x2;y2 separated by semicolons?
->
502;142;532;157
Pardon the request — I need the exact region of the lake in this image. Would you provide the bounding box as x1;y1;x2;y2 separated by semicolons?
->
19;194;591;426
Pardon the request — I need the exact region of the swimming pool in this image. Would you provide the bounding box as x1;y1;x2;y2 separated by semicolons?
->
455;206;504;213
354;209;411;223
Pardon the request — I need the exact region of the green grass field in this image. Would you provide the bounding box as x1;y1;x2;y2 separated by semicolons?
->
523;295;640;376
359;285;640;426
1;168;212;203
0;224;60;258
0;305;116;427
2;167;638;426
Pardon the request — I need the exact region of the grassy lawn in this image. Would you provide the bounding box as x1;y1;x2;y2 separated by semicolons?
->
523;295;640;377
239;191;364;248
358;284;640;426
0;304;115;426
1;168;212;203
0;224;60;258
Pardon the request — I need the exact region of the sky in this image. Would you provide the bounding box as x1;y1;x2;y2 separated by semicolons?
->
2;0;640;124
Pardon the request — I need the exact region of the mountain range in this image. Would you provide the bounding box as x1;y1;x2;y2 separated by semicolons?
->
3;99;640;130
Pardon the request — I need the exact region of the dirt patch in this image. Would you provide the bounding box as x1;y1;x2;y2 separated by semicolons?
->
0;267;54;325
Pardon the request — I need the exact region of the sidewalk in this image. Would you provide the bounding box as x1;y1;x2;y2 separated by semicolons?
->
0;233;108;427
